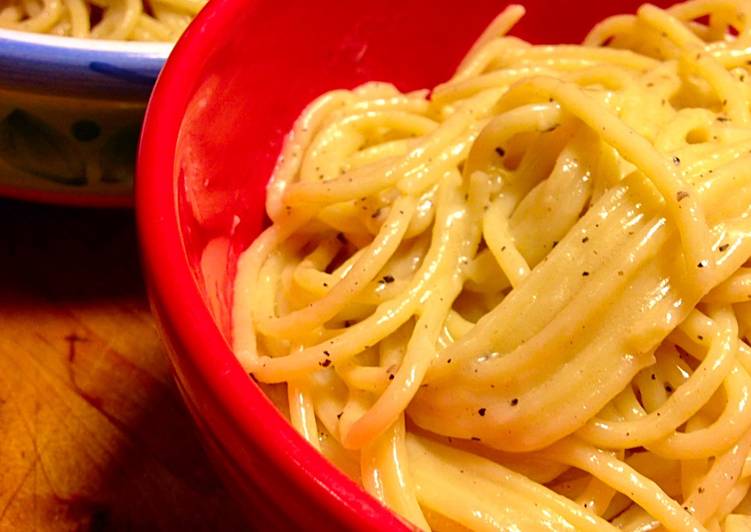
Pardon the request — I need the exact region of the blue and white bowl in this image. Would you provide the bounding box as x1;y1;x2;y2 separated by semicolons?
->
0;29;171;206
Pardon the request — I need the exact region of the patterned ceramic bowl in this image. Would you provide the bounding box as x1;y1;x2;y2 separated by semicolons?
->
0;29;171;206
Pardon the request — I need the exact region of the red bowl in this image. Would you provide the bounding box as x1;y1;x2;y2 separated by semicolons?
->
136;0;672;528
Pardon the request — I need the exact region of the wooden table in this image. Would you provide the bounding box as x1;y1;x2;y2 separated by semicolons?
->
0;199;247;531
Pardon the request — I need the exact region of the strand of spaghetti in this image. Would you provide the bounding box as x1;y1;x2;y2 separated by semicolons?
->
92;0;142;40
456;41;658;82
504;45;660;69
498;76;713;283
452;36;530;82
288;378;321;452
151;0;204;15
457;4;526;73
149;3;190;36
576;306;737;448
337;388;371;447
133;13;172;41
565;63;638;90
395;126;479;196
539;437;706;531
256;196;416;338
638;4;707;49
406;434;617;531
349;93;432;115
17;0;62;32
65;0;88;36
684;428;751;522
432;66;556;105
290;237;342;299
482;196;530;287
713;479;751;523
704;268;751;302
575;475;619;517
677;416;712;499
583;14;637;46
360;416;429;530
334;362;388;394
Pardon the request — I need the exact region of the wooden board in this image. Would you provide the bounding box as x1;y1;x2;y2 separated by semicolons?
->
0;199;247;531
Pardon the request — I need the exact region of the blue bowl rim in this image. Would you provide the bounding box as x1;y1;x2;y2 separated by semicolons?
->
0;29;173;100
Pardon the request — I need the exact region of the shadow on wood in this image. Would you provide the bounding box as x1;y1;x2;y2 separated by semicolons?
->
0;199;248;531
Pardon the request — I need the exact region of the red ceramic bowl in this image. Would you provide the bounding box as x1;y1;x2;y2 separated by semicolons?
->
137;0;673;528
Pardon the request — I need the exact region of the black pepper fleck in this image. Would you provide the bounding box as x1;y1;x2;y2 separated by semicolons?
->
478;408;487;416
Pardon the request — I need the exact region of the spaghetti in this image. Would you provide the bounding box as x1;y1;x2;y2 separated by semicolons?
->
233;1;751;529
0;0;205;41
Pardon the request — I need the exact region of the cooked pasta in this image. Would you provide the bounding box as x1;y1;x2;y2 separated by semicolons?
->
0;0;205;40
233;1;751;529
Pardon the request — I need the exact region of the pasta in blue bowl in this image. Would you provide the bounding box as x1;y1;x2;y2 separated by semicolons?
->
0;0;205;205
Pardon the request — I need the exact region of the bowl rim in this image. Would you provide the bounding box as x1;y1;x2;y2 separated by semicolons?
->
0;28;173;56
135;0;411;528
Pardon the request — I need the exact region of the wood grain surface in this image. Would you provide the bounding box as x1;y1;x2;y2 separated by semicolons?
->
0;199;247;531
